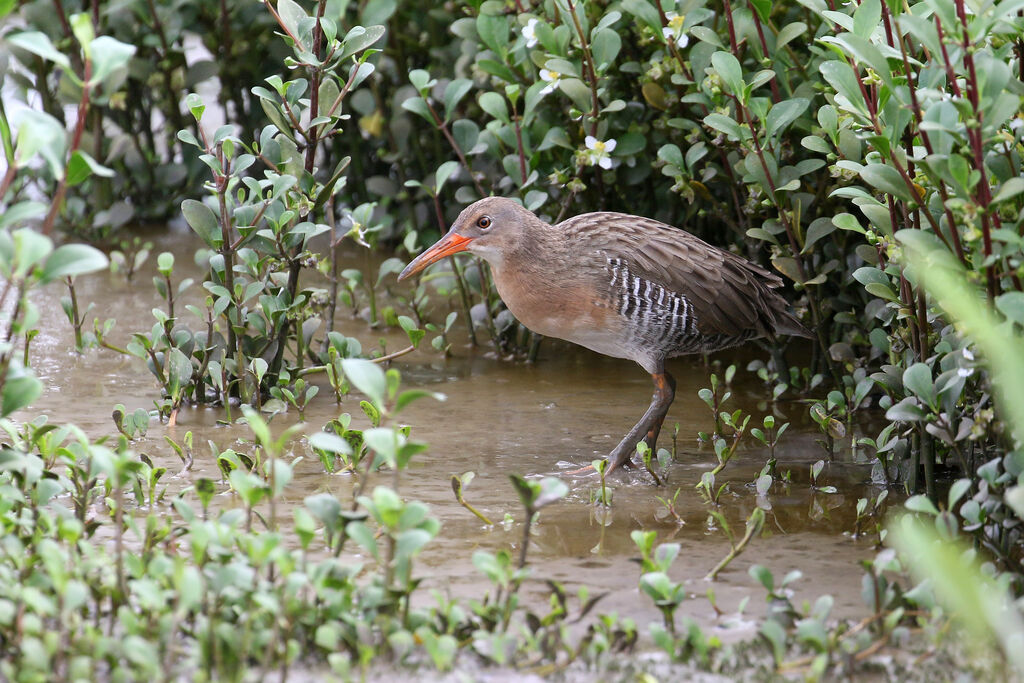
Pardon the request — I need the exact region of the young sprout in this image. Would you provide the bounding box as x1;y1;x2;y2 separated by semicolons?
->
451;471;493;525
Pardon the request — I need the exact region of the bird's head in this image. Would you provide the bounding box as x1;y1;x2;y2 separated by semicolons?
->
398;197;535;281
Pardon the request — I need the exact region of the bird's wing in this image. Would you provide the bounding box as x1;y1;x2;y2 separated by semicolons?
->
562;212;796;338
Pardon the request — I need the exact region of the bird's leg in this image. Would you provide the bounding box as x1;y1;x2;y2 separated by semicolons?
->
606;371;676;473
642;371;676;454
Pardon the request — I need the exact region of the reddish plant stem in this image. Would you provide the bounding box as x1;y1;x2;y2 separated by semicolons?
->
562;0;607;204
724;2;838;382
955;0;997;298
564;0;601;139
424;100;486;196
512;113;528;186
657;2;747;230
841;43;950;250
891;6;966;264
749;7;782;103
933;18;964;98
722;0;740;53
43;60;92;235
0;166;15;201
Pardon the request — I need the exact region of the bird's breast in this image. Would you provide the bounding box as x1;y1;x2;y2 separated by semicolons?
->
490;263;628;353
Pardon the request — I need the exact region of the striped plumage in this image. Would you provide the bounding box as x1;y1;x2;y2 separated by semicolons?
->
399;197;810;472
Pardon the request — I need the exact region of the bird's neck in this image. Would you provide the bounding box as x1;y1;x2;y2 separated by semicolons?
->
489;219;564;279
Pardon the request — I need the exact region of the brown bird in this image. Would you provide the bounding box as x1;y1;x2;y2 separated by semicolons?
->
399;197;809;472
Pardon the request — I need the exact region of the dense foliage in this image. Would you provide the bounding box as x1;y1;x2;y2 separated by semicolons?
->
2;0;1024;679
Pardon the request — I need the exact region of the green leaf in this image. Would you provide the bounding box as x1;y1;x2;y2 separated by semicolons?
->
996;292;1024;326
88;36;136;86
394;388;445;413
711;51;745;100
476;11;508;56
66;150;115;186
614;132;646;156
181;199;222;248
802;217;836;253
558;78;592;112
832;213;864;233
821;34;891;89
443;79;473;119
622;0;662;33
591;28;621;71
276;0;307;43
40;244;108;282
860;164;913;203
339;25;386;61
1;365;42;418
766;98;809;138
5;31;71;69
992;177;1024;205
342;358;386;409
434;160;460;192
948;479;971;510
819;60;868;117
904;494;939;516
0;201;47;231
538;126;571;151
309;432;352;455
167;348;194;395
903;363;936;408
477;91;508;124
9;228;53;279
749;0;771;21
13;110;66;177
345;521;379;559
400;97;434;124
853;0;881;39
801;135;831;154
703;113;743;140
776;22;807;49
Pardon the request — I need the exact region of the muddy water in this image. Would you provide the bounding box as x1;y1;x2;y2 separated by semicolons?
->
24;224;884;640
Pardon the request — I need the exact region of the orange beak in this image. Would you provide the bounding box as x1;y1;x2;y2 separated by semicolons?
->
398;232;474;281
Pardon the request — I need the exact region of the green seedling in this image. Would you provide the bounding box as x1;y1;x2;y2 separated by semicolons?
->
810;460;837;494
750;414;789;459
451;471;493;525
112;403;151;439
270;377;320;420
635;441;664;485
590;458;612;506
109;236;152;281
655;488;686;526
809;401;845;458
697;365;735;437
163;430;194;471
706;508;766;580
509;474;569;569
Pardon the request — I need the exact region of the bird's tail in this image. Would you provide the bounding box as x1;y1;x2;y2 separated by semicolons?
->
773;308;814;339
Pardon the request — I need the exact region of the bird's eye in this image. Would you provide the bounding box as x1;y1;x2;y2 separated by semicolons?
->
476;216;492;230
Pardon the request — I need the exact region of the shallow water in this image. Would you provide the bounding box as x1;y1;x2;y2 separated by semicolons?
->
23;224;885;641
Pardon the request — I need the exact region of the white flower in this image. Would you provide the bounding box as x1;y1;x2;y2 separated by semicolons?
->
539;68;561;95
522;18;539;48
584;135;617;169
962;347;975;361
662;11;689;49
1010;116;1024;132
958;366;974;378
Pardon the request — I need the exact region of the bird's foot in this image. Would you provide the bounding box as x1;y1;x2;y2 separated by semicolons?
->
565;451;639;476
605;441;639;475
